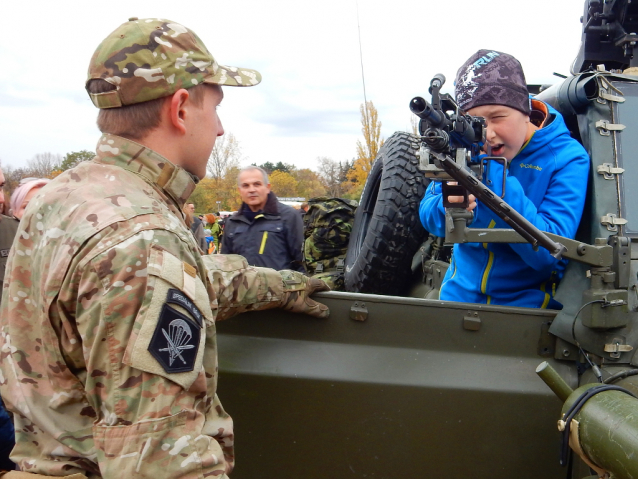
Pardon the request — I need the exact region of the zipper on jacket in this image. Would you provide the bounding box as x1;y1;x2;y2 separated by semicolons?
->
539;271;558;309
540;281;550;309
259;231;268;254
480;220;497;299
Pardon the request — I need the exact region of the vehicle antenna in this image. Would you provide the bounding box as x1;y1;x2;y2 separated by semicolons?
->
356;0;369;118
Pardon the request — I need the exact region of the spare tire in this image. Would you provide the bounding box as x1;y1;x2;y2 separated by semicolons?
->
344;131;429;295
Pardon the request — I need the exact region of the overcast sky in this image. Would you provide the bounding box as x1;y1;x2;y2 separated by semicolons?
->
1;0;585;172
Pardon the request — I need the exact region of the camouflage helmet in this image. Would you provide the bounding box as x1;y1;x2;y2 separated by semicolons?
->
86;18;262;108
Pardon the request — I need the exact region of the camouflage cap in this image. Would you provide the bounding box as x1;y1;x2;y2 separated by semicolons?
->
87;18;262;108
455;50;530;115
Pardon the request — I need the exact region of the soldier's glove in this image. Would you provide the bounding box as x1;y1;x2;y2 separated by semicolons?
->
279;270;330;318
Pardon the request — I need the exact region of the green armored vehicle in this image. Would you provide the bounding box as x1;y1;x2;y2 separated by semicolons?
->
217;1;638;477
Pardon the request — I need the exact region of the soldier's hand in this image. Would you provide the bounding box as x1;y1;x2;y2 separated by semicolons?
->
279;270;330;318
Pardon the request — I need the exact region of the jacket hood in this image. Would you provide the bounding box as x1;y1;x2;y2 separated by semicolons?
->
518;100;568;158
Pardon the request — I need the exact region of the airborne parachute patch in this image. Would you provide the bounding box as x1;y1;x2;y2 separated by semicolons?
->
148;303;200;373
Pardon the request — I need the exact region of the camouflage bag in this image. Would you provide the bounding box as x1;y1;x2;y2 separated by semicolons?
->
303;197;358;290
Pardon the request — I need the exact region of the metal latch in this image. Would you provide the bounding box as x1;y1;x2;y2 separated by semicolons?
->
599;91;626;103
597;163;625;179
596;120;626;136
315;263;324;274
463;311;481;331
336;257;345;272
604;342;633;359
596;74;625;104
350;301;368;322
601;213;628;232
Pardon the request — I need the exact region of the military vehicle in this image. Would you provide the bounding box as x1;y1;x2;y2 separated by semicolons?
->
217;1;638;477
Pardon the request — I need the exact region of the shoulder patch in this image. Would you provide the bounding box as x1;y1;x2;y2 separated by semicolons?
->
148;304;201;373
166;288;203;327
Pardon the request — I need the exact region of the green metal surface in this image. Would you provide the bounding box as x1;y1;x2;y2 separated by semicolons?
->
561;378;638;479
217;292;573;478
537;361;574;401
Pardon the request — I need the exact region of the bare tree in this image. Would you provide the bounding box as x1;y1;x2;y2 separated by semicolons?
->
206;133;242;180
27;153;62;178
317;157;342;197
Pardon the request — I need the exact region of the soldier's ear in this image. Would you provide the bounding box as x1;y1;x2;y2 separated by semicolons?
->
168;89;191;135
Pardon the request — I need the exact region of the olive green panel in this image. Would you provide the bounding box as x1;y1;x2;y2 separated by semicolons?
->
615;82;638;235
560;376;638;479
217;292;572;478
550;77;637;360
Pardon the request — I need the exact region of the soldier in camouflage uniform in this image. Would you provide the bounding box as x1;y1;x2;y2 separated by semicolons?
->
0;18;329;479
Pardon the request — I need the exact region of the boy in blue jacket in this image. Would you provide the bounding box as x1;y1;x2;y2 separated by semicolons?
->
420;50;590;308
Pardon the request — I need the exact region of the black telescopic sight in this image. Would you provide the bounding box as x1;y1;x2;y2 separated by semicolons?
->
429;74;446;93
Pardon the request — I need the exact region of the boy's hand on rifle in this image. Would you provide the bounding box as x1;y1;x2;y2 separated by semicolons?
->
446;182;477;212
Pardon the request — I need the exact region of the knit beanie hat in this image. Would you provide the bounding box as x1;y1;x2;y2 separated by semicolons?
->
455;50;531;115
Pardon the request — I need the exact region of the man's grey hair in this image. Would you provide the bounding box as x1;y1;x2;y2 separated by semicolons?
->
238;166;269;186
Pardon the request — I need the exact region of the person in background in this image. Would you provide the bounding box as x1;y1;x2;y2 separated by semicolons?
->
184;202;207;252
205;213;222;253
0;167;18;285
222;166;305;272
9;178;50;220
0;164;16;472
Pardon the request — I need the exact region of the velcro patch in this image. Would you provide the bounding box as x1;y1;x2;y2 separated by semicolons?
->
166;288;203;327
148;304;200;373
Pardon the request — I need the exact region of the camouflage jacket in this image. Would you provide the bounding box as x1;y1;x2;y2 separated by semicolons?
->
0;134;287;478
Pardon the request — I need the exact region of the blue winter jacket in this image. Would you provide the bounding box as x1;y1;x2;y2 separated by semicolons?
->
419;100;590;308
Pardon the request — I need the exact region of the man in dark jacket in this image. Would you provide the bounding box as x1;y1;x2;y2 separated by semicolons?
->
222;166;305;272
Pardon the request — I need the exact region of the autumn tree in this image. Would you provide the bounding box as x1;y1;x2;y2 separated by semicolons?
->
269;170;298;197
59;150;94;172
348;101;384;198
207;132;242;180
292;168;326;200
190;166;243;212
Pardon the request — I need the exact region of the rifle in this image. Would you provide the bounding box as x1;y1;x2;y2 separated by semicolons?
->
410;74;567;259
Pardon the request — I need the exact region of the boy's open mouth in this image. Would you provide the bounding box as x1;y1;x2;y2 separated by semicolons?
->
489;144;505;156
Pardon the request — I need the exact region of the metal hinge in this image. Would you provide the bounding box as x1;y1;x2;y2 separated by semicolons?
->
350;301;368;322
596;120;626;136
597;163;625;179
601;213;628;232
